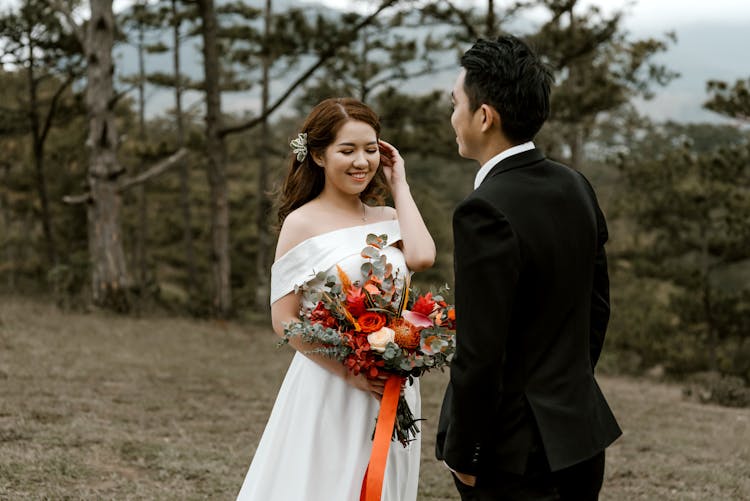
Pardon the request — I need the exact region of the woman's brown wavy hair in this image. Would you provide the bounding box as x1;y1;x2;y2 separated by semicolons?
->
276;98;388;226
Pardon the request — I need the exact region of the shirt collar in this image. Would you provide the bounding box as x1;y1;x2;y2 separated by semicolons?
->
473;141;535;189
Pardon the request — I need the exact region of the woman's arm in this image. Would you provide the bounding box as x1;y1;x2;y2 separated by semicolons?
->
271;217;385;399
379;139;436;272
271;293;385;399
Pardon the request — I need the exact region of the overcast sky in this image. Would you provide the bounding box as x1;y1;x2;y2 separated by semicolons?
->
579;0;750;29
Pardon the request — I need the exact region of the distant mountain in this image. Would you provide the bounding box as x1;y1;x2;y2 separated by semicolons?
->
114;3;748;125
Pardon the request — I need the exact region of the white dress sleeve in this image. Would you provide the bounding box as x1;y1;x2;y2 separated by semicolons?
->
269;220;401;305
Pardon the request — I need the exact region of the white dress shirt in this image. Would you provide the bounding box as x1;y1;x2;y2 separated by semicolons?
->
473;141;536;189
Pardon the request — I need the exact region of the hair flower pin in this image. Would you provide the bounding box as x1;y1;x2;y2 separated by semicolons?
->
290;132;308;162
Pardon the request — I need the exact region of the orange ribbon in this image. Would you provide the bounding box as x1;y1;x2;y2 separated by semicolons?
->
360;374;402;501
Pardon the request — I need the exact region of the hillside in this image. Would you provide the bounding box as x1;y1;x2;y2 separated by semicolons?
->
0;297;748;499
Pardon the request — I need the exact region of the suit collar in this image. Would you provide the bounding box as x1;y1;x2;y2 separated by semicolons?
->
481;148;545;185
474;141;535;188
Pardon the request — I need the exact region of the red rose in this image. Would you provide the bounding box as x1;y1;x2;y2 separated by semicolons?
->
345;287;368;317
357;312;387;333
411;292;436;316
310;302;337;329
342;331;384;377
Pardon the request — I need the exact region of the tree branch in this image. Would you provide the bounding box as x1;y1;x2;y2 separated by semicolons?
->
51;0;86;46
546;0;577;26
553;17;619;70
218;0;399;138
442;0;479;40
117;147;189;191
63;148;189;205
62;193;92;205
367;63;454;97
110;82;140;109
40;71;77;145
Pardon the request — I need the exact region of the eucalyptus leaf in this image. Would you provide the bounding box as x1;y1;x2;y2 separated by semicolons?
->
361;246;380;259
366;233;385;247
361;262;374;276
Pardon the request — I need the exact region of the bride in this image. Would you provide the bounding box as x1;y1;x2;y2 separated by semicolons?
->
236;98;436;500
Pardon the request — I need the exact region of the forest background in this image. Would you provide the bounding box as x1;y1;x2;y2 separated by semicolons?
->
0;0;749;496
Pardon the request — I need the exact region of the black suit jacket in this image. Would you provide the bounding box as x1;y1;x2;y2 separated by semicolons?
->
436;149;621;476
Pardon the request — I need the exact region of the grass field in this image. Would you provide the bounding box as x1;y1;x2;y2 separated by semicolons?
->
0;297;748;500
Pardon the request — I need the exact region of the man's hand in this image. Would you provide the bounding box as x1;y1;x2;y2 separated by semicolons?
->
454;471;477;487
444;461;477;487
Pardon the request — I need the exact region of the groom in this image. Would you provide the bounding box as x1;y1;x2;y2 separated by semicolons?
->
436;36;622;500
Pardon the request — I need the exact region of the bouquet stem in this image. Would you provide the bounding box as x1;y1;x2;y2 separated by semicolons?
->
393;394;423;447
371;388;424;448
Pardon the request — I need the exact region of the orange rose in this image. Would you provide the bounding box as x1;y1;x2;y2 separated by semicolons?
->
358;312;387;333
445;307;456;329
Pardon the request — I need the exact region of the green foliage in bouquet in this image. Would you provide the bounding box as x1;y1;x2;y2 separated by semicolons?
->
280;233;457;445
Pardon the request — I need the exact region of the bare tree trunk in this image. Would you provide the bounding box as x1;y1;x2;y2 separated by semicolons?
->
568;124;583;170
32;132;56;266
172;0;197;302
86;0;130;311
702;274;717;371
135;7;148;293
198;0;231;316
26;33;56;267
700;214;718;371
566;7;583;171
358;26;369;101
254;0;273;312
486;0;496;37
0;163;14;290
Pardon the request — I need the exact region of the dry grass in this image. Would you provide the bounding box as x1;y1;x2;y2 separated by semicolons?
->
0;297;748;500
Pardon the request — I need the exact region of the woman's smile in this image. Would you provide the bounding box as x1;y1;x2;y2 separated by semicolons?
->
348;170;369;182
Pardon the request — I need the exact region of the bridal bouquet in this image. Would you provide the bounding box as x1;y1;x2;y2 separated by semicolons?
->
282;233;456;446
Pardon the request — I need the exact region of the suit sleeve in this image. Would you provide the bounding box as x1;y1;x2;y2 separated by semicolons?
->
589;202;610;369
443;197;522;474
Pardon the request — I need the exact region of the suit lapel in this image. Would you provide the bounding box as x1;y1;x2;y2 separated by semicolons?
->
484;148;545;182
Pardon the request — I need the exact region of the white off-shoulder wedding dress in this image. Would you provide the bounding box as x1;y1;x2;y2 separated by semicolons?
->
236;219;421;501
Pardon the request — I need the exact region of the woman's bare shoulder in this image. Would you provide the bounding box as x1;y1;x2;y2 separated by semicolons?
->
275;205;318;259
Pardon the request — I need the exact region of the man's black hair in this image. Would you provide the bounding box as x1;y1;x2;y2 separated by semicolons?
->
460;35;554;143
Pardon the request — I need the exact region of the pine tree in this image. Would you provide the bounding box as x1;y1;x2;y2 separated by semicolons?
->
616;108;750;380
58;0;188;311
0;0;83;267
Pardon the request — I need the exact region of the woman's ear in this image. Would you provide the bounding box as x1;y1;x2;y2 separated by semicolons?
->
310;151;324;167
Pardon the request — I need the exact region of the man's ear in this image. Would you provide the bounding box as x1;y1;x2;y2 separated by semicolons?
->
479;104;500;133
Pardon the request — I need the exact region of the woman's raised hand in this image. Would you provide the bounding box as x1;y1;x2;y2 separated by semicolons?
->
378;139;407;191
